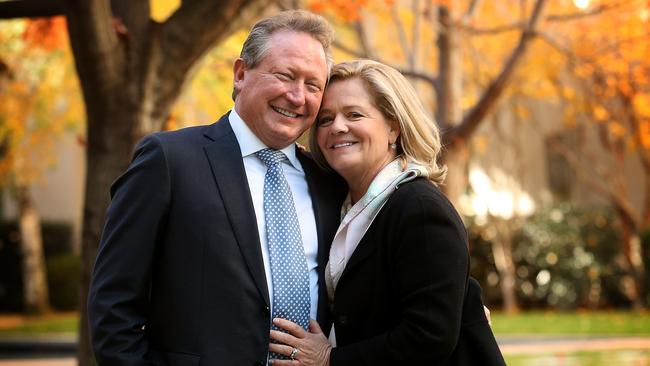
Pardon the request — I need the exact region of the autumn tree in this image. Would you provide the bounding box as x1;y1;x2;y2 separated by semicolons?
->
2;0;270;363
292;0;649;311
0;17;81;314
538;0;650;308
289;0;549;312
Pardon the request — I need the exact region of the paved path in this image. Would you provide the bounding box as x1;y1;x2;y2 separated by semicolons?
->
0;359;74;366
498;336;650;355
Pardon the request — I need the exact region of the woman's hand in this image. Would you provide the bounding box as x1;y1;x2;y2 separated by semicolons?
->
269;318;331;366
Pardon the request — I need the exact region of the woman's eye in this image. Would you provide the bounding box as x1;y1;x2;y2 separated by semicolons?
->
317;117;333;126
348;112;363;119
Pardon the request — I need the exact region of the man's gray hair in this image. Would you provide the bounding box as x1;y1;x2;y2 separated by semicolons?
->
233;10;334;100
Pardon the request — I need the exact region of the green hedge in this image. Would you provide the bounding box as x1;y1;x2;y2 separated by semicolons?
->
0;221;76;311
46;254;82;310
468;203;636;310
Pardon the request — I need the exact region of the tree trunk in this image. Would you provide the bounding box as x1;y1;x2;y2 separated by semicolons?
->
77;108;138;366
618;216;646;309
436;4;466;205
492;218;519;313
16;185;50;314
59;1;267;364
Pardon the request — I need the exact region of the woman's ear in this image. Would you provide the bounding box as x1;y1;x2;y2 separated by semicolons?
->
388;120;401;144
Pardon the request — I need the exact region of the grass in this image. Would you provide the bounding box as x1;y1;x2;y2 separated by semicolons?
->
0;310;649;336
505;349;650;366
491;310;650;336
0;312;78;335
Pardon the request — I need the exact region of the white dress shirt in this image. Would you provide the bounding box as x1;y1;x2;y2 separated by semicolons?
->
229;109;319;321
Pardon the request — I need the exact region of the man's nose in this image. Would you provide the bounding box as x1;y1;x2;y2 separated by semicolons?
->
286;83;306;106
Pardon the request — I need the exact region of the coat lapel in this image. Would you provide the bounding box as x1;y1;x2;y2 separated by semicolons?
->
203;114;269;306
341;232;377;275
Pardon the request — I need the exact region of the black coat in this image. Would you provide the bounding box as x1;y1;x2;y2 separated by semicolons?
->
88;113;345;366
449;277;507;366
329;178;505;365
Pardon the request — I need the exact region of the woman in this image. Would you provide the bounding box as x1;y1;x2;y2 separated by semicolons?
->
269;60;504;365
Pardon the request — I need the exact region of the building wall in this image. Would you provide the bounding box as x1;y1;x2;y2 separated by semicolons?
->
2;132;86;253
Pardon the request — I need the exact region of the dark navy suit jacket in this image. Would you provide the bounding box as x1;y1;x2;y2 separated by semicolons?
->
88;113;345;366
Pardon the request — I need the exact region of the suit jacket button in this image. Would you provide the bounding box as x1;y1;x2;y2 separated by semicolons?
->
263;305;270;314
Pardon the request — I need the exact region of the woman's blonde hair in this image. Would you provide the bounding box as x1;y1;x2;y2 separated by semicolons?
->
309;59;447;185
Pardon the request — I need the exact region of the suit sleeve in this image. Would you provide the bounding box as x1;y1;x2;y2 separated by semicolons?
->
88;134;171;366
330;185;469;365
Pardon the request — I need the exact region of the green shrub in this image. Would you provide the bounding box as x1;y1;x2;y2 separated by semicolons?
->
0;222;23;311
467;203;628;310
641;228;650;306
45;254;81;311
0;221;75;311
513;204;625;310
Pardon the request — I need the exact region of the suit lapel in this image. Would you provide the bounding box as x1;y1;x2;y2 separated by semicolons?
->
297;150;330;275
203;114;269;306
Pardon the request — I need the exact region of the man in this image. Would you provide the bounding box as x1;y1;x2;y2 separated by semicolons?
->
88;10;344;365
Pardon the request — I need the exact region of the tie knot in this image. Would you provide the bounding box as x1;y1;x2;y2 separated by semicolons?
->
256;148;287;167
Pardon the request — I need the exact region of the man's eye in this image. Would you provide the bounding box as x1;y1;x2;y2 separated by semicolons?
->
276;72;291;80
307;83;322;93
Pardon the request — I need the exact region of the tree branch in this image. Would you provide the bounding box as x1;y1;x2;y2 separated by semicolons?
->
444;0;548;148
390;3;412;66
333;39;366;58
545;0;632;22
352;19;374;59
0;0;63;19
61;0;122;123
410;0;420;69
546;131;642;230
462;0;632;36
148;0;266;130
464;0;481;20
331;39;439;93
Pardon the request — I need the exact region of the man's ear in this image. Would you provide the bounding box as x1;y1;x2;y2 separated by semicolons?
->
233;58;246;92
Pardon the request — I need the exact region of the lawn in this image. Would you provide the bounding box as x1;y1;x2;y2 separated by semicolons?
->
1;310;648;336
506;349;650;366
1;311;649;366
491;311;650;336
0;312;78;335
491;311;650;366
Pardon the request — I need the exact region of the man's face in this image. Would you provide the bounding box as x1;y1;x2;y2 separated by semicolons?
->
233;30;328;149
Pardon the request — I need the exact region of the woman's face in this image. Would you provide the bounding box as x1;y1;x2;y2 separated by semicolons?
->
316;77;400;185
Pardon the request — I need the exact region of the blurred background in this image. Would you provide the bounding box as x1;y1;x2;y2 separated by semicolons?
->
0;0;649;365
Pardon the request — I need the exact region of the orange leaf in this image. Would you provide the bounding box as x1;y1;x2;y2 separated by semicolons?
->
22;17;67;51
640;120;650;148
633;93;650;118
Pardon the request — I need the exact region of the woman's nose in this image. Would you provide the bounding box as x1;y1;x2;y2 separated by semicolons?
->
330;115;348;134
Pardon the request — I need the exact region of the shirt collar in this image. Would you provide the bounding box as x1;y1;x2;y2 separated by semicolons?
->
229;109;303;171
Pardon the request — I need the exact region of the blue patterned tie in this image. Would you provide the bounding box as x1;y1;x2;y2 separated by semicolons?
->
256;149;310;361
